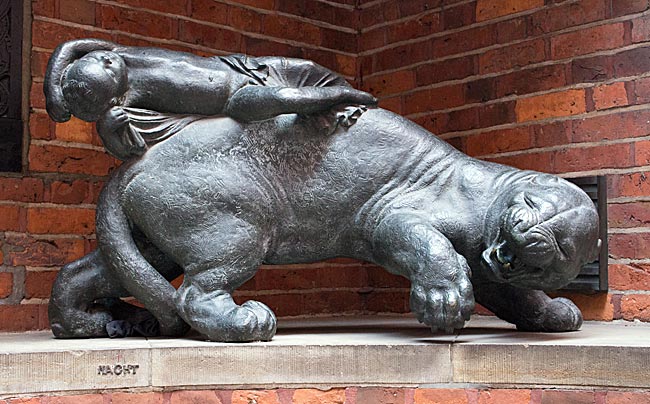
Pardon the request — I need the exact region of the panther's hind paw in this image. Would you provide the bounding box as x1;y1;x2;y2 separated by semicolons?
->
517;297;583;332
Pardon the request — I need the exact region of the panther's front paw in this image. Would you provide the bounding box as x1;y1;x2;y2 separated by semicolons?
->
410;266;474;333
229;300;277;342
518;297;583;332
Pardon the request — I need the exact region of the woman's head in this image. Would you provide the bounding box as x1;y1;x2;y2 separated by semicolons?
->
61;51;128;121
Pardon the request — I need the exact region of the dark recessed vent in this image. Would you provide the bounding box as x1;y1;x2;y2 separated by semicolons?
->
561;176;608;292
0;0;23;172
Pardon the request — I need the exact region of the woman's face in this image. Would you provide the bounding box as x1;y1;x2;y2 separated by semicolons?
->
63;51;128;121
78;51;128;92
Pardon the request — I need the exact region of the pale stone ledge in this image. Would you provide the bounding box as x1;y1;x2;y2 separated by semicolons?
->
1;316;649;397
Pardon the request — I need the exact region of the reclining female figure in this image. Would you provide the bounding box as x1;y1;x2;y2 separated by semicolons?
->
45;39;376;160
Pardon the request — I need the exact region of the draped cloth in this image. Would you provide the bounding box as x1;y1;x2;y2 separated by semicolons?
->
123;107;206;146
218;54;351;88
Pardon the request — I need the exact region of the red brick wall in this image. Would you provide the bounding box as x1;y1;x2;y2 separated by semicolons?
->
358;0;650;322
2;0;650;332
4;387;650;404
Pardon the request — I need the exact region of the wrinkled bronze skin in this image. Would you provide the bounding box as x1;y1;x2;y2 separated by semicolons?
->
50;109;599;341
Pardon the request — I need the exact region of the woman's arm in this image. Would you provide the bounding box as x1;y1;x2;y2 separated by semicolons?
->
96;107;146;160
224;85;377;123
44;39;120;122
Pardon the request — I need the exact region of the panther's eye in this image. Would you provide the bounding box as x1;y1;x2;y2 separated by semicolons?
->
556;238;575;261
557;242;569;260
523;194;538;210
523;193;557;217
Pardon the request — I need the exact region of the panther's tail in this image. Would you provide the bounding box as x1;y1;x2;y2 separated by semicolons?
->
96;164;189;336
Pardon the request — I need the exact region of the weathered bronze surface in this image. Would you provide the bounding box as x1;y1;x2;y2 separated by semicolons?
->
45;40;600;341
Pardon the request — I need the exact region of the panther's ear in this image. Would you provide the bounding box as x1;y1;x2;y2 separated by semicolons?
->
589;239;602;262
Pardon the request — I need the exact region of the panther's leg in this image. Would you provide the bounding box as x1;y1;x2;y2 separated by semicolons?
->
473;281;583;332
372;212;474;333
49;250;128;338
173;220;276;342
50;231;185;338
105;227;188;337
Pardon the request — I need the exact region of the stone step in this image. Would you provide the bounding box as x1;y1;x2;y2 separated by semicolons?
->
1;316;648;397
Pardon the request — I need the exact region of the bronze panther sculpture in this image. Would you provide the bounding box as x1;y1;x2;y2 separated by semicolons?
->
45;41;600;341
48;108;600;341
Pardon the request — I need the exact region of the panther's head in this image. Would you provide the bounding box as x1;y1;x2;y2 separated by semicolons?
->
481;173;600;290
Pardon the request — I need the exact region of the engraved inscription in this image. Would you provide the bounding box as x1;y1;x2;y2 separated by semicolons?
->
97;364;139;376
